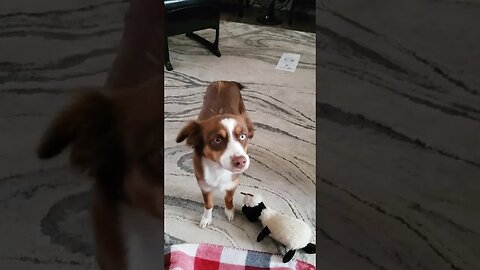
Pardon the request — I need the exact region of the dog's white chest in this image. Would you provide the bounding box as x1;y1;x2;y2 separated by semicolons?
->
121;204;163;270
199;158;239;192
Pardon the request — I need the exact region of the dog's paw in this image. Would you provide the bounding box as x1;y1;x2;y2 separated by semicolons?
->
224;207;235;221
199;216;212;228
199;207;213;228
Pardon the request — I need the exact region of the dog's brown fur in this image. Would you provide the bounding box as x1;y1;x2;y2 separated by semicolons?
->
36;0;165;268
37;78;164;270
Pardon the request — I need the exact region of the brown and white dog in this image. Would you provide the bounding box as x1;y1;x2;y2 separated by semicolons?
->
176;81;254;228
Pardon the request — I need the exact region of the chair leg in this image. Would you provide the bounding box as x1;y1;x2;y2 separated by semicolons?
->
239;0;244;18
289;0;296;25
213;23;221;57
185;27;221;57
165;37;173;71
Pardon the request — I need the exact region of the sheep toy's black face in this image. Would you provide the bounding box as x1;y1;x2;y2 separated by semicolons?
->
242;203;265;222
241;192;266;222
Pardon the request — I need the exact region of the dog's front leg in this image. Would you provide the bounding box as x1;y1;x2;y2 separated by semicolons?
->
224;188;236;221
200;192;213;228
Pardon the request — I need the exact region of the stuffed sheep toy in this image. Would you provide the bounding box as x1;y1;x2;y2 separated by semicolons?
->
241;192;316;263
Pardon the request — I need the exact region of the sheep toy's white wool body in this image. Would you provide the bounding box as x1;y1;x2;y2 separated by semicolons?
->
241;193;316;263
259;207;312;250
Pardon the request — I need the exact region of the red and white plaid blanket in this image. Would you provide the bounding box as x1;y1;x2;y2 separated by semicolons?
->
165;243;315;270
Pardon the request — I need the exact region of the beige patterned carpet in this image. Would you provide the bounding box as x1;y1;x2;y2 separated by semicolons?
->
164;21;316;265
316;1;480;269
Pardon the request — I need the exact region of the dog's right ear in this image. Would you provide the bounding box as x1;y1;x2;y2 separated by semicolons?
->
175;121;203;151
245;116;254;139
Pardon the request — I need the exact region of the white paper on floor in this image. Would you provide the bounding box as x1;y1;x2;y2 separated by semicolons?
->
276;53;301;72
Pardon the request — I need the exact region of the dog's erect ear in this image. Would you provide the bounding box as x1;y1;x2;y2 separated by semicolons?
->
175;121;203;151
245;116;254;139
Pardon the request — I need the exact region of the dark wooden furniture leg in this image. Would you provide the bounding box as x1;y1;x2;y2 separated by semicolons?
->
239;0;244;17
165;37;173;71
289;0;296;25
165;0;221;70
185;25;221;57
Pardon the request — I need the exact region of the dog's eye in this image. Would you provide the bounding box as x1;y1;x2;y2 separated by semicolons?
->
239;134;247;140
214;137;223;143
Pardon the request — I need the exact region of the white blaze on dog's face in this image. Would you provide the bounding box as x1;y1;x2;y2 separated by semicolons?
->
218;117;250;173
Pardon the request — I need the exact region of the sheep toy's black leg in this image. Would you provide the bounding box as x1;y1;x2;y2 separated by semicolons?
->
302;243;316;254
282;250;296;263
256;226;271;242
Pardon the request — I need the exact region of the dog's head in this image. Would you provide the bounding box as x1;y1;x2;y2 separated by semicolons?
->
36;79;164;218
176;114;254;173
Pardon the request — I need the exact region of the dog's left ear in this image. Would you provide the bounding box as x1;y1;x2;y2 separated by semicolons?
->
245;116;254;139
